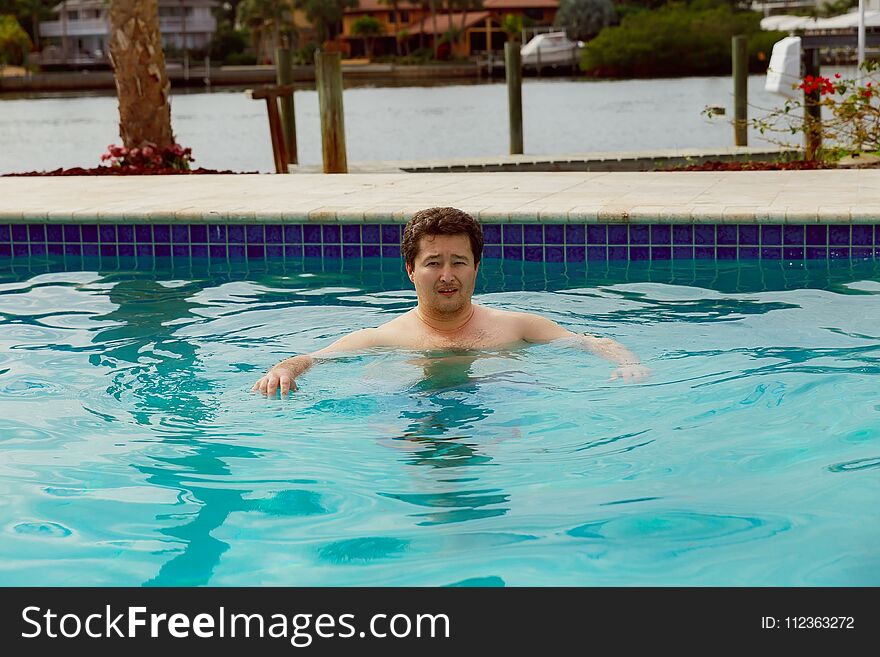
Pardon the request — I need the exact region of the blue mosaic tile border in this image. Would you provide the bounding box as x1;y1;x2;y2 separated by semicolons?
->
1;223;878;261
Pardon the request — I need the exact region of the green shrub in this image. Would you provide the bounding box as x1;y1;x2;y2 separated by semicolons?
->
224;51;258;66
209;24;248;62
582;3;782;77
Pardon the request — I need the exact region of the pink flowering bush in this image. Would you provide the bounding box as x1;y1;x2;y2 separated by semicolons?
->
100;143;194;171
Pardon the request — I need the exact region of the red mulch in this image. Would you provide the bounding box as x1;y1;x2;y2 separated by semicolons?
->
3;166;249;176
661;160;834;172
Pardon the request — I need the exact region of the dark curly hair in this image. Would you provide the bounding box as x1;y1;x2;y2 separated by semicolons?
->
401;207;484;269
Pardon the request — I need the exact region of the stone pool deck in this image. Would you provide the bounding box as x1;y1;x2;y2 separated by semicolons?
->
1;170;879;224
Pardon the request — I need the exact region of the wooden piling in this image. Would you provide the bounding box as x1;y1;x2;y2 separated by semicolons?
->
315;50;348;174
275;47;298;164
505;42;523;155
732;35;748;146
246;85;294;174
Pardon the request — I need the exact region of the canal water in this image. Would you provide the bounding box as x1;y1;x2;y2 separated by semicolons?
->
0;75;794;174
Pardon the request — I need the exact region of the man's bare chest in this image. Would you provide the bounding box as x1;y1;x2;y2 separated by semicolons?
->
411;325;523;350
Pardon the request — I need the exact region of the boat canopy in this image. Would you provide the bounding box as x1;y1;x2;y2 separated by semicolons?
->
761;10;880;32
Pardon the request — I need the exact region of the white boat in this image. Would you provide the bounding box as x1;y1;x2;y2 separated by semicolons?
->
521;32;584;68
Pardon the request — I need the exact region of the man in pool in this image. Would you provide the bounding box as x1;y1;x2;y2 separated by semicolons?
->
252;207;650;395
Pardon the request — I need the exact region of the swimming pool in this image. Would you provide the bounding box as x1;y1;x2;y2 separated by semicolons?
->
1;255;878;586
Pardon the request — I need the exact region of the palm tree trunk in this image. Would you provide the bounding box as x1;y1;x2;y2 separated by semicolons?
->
272;9;280;63
32;12;41;51
254;27;263;64
430;0;438;59
459;2;468;54
107;0;174;149
392;0;401;56
419;6;425;50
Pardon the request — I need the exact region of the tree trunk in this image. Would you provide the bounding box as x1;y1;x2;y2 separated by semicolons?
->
32;13;41;51
459;2;468;53
392;0;401;56
431;0;438;58
108;0;174;149
272;13;280;63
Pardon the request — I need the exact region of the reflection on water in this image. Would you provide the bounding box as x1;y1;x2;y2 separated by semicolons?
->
87;276;517;582
382;353;510;526
90;277;333;585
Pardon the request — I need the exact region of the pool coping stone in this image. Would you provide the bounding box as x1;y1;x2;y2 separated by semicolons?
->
1;171;879;224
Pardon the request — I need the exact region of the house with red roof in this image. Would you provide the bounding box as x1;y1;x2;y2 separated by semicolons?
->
341;0;560;59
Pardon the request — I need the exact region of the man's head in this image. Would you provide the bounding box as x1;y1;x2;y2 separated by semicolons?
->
401;207;483;270
402;207;484;316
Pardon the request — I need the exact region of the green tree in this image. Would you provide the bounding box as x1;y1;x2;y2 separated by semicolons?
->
296;0;357;45
554;0;617;42
454;0;482;50
0;0;54;51
209;23;249;63
815;0;857;17
0;13;32;66
237;0;296;64
380;0;401;55
351;14;382;58
501;13;522;43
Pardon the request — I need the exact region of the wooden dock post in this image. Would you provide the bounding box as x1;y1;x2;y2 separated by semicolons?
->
246;85;295;173
275;47;298;165
732;35;748;146
505;41;523;155
803;47;822;160
315;50;348;174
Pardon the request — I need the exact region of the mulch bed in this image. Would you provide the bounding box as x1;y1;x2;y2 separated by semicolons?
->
5;161;854;175
3;166;248;176
660;160;834;172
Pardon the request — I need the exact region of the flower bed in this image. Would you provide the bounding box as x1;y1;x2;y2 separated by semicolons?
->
5;167;240;177
662;160;834;172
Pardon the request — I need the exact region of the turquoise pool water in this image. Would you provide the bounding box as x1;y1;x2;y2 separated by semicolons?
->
1;256;878;586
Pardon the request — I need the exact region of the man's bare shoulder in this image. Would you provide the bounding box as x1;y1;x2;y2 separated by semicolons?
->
480;306;533;321
369;310;422;347
479;306;552;328
478;306;575;342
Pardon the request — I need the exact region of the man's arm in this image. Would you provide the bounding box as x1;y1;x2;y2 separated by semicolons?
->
251;328;381;396
518;313;651;383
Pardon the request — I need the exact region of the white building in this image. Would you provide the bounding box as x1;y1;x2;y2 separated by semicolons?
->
39;0;218;65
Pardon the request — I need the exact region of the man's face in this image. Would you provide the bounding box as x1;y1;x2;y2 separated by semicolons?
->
406;233;479;315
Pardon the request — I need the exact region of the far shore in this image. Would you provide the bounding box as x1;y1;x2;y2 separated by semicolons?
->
0;61;535;94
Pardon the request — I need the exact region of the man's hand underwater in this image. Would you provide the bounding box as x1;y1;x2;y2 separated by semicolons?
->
251;366;298;396
609;363;652;383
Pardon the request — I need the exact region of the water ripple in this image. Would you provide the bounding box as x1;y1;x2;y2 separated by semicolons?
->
828;456;880;473
316;537;410;564
12;522;72;538
567;511;790;553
